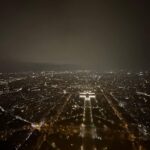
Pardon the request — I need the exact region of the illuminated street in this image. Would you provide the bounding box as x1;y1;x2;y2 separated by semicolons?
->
80;91;97;150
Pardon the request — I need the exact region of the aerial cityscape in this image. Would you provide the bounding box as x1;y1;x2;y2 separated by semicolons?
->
0;0;149;149
0;70;149;150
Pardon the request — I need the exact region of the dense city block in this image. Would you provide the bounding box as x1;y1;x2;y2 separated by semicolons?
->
0;71;150;150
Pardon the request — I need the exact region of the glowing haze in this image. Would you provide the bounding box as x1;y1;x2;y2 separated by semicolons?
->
0;0;149;71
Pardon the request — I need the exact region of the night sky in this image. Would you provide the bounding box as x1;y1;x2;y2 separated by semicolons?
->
0;0;149;71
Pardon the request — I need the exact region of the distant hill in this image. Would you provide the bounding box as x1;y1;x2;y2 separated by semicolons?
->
0;61;83;72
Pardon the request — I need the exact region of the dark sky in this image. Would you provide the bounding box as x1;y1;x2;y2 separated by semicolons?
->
0;0;149;71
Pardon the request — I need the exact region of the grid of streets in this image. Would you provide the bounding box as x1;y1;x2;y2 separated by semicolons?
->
0;71;150;150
